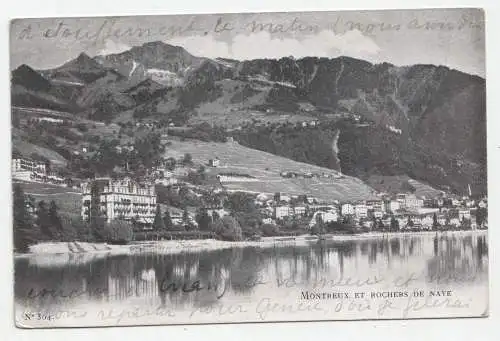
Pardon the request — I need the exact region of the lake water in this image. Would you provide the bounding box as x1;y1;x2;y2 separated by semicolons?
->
14;231;489;328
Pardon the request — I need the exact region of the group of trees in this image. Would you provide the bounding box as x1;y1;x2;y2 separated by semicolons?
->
13;184;74;252
68;132;166;178
149;204;243;241
166;123;228;143
13;180;139;252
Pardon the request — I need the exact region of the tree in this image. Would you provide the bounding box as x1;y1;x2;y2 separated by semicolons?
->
476;207;487;227
342;215;355;226
135;132;165;169
182;153;193;166
274;192;281;203
13;184;35;252
314;213;325;235
407;216;414;228
165;157;176;171
182;208;190;227
212;216;243;241
48;200;63;239
390;216;399;231
104;220;134;244
90;180;106;241
432;213;439;230
36;201;52;239
163;210;173;230
58;214;78;242
12;114;20;128
262;223;280;237
226;192;257;213
461;217;471;230
153;204;165;230
196;208;212;231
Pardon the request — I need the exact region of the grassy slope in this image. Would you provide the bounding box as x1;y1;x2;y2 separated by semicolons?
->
164;139;377;201
15;181;82;217
12;137;67;166
365;175;443;198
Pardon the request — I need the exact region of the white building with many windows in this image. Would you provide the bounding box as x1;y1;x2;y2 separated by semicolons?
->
81;177;156;224
273;205;292;220
309;210;339;228
341;203;355;216
12;158;46;174
355;203;368;219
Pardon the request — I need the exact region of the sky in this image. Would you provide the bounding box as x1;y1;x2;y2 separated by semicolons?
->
9;8;485;77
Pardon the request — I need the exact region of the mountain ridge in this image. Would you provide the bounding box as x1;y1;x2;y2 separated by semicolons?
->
10;42;487;196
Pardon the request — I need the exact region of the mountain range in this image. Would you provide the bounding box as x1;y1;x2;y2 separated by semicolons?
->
10;41;487;196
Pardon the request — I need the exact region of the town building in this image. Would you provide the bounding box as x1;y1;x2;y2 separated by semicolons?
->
12;158;46;174
384;200;400;213
478;199;487;208
309;210;338;228
81;177;156;224
309;204;337;214
294;206;307;216
459;209;471;221
436;214;446;226
403;194;424;210
273;206;292;220
262;217;275;225
354;204;368;219
366;200;385;212
155;177;178;186
274;193;291;203
341;203;355;216
421;215;434;229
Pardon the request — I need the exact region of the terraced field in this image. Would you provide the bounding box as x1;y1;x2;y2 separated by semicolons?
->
164;139;378;202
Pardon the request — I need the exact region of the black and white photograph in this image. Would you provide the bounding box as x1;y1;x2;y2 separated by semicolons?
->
10;8;488;328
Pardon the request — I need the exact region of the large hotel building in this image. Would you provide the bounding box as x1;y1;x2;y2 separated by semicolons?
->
81;177;157;224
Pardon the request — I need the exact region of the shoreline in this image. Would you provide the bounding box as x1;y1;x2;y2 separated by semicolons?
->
15;229;488;258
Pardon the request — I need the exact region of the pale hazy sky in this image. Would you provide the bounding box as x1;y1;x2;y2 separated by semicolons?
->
9;8;485;77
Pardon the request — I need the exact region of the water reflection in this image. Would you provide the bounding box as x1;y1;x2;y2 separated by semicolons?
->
15;232;488;313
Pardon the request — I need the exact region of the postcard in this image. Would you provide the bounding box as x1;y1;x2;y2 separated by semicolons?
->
10;8;487;328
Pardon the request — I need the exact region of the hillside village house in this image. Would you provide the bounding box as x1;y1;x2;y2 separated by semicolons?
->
275;193;291;203
34;116;65;124
208;157;220;167
81;177;156;224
